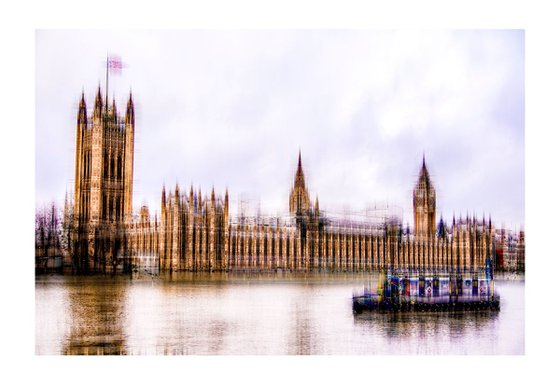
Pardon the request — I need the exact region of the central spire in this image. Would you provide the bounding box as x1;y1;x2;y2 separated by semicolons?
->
294;149;306;189
289;149;310;216
418;153;431;190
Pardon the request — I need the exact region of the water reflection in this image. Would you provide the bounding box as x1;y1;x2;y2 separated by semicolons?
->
354;311;499;339
35;274;523;355
125;273;232;354
289;287;315;355
63;276;127;355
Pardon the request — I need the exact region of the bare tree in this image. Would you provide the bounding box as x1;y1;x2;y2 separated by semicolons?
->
61;194;74;256
35;202;62;260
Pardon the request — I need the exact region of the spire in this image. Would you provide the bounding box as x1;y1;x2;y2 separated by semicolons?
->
79;89;86;107
78;90;87;124
315;195;319;214
415;153;433;194
420;154;429;182
94;84;103;118
161;185;166;208
437;215;445;237
126;90;134;125
294;150;306;188
290;149;310;216
108;95;117;123
211;186;215;204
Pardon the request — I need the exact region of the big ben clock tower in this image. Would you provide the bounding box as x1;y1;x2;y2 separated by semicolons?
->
413;155;436;237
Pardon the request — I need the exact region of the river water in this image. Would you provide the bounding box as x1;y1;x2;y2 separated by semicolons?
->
35;272;524;355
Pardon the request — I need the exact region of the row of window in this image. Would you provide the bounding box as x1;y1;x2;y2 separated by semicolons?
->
102;194;123;221
103;151;123;180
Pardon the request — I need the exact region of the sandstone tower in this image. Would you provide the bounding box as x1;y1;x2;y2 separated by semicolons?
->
72;87;135;272
413;155;436;237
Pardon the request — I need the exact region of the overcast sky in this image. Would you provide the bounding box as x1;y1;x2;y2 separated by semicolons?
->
36;30;524;230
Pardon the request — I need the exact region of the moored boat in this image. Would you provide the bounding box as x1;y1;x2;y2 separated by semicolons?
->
352;271;500;313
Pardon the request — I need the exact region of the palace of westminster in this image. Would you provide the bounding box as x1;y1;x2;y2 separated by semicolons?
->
70;87;502;274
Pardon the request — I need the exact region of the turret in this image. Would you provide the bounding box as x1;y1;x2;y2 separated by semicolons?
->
74;92;87;219
105;96;116;123
452;213;456;229
78;91;87;125
123;91;135;219
94;85;103;119
437;214;446;238
161;185;166;216
126;91;135;125
224;188;229;217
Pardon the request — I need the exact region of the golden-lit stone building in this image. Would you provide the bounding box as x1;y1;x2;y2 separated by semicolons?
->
71;89;495;274
224;153;494;274
72;88;134;272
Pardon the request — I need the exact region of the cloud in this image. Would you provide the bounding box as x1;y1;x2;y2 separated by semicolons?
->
36;30;524;229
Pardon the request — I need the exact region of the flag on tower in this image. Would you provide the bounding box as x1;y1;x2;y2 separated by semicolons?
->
108;55;123;74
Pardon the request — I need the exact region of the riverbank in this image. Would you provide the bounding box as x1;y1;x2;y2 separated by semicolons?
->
494;272;525;281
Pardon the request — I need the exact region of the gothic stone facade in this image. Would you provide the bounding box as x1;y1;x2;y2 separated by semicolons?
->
72;89;494;274
127;152;494;274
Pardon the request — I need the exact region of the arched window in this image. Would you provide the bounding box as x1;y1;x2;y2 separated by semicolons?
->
86;151;91;179
104;149;108;178
110;155;115;180
117;155;122;180
83;151;90;180
116;198;121;220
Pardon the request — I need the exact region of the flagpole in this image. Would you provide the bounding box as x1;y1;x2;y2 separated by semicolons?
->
105;54;109;116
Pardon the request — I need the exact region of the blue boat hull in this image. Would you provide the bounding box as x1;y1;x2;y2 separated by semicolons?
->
352;295;500;313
